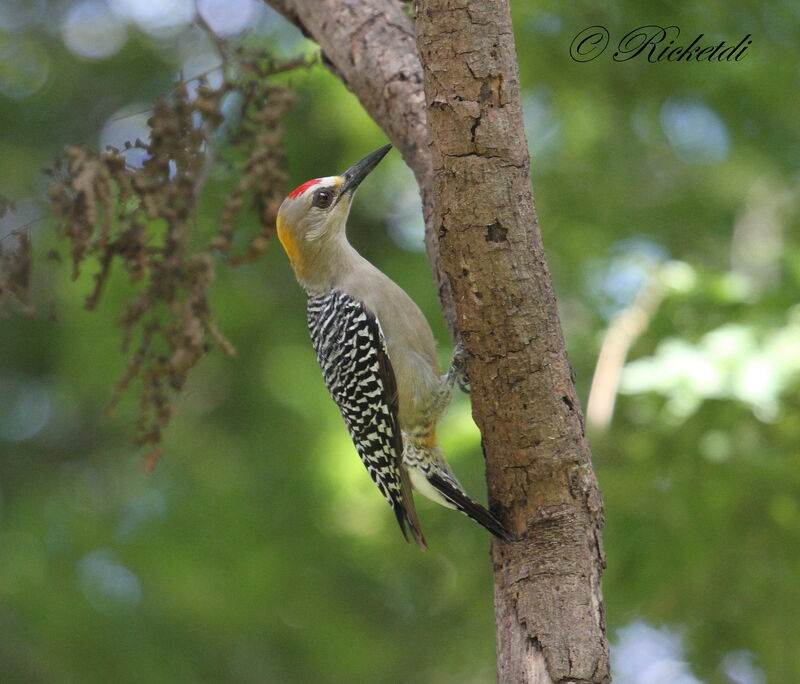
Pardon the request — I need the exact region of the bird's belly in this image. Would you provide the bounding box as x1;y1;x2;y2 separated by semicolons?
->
389;347;440;433
406;459;455;509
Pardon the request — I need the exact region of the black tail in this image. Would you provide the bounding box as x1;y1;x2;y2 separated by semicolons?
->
428;472;512;541
393;503;428;550
395;466;428;550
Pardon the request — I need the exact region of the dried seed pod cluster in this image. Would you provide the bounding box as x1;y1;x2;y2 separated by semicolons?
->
38;49;303;471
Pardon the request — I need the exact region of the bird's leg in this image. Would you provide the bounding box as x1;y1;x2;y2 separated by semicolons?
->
445;338;471;395
424;340;472;425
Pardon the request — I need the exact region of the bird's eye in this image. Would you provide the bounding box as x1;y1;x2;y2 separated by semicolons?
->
312;189;334;209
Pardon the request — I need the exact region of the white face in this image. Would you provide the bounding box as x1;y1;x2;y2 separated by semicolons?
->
276;145;392;258
277;175;353;243
275;145;392;285
276;175;355;273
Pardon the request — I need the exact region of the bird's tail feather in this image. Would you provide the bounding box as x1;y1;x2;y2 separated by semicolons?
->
394;504;428;550
396;466;428;550
427;472;511;541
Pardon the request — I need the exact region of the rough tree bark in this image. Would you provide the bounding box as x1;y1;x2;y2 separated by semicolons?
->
414;2;609;682
264;1;610;681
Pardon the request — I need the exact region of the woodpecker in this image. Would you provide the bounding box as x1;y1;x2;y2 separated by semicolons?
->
276;144;509;548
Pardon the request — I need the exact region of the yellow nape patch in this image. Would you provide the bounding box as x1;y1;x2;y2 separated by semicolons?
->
276;215;303;271
423;426;438;448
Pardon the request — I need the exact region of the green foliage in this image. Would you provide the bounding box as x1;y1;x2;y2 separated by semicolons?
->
1;1;798;682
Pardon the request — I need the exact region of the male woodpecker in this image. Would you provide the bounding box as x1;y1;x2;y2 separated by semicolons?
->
276;144;509;548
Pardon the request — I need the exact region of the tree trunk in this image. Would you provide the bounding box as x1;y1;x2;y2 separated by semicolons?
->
264;1;610;681
414;2;609;681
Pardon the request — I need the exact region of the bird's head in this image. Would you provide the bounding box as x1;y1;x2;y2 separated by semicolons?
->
276;145;392;285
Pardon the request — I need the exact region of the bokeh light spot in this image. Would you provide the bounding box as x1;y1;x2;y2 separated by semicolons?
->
661;97;730;164
0;34;50;98
100;104;152;168
61;1;128;60
0;374;51;442
77;549;142;613
0;0;45;31
197;0;258;37
109;0;195;36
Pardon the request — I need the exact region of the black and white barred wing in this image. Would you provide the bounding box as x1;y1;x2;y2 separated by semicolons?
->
307;291;426;548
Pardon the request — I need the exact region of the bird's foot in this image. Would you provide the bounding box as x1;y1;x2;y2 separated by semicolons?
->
449;338;471;394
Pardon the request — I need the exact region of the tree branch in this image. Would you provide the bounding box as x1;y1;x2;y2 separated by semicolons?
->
266;0;428;183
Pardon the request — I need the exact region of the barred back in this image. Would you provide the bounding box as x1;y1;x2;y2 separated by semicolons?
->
307;290;426;547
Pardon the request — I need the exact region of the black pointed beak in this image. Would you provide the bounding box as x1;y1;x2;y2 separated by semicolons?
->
338;144;392;198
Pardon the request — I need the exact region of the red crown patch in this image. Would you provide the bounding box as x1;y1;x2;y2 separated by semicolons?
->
287;178;323;199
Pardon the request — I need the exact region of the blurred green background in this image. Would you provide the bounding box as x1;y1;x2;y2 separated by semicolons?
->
1;1;798;682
